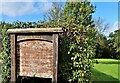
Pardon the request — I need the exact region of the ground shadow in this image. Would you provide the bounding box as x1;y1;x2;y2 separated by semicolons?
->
94;60;119;64
91;69;119;83
92;81;120;83
97;61;119;64
18;76;52;83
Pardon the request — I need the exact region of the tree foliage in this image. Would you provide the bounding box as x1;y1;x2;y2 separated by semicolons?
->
108;29;120;59
1;21;45;83
1;22;13;83
44;1;63;28
44;1;97;82
94;17;111;58
95;34;110;58
61;1;96;82
44;1;63;22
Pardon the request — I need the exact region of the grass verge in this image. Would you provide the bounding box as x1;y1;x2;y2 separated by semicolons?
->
91;59;120;83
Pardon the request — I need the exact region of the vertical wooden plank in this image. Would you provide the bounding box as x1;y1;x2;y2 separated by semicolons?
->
52;34;58;83
10;34;17;83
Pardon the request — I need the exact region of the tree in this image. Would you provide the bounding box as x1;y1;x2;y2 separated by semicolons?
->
44;0;96;82
44;1;71;82
44;1;63;22
61;1;96;82
95;34;110;58
94;17;110;58
44;1;63;28
108;29;120;59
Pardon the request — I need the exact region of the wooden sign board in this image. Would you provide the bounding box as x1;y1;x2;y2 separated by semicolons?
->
8;28;62;83
18;38;53;78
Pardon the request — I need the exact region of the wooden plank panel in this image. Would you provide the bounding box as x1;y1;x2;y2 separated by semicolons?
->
52;34;58;83
7;28;63;34
18;40;53;78
17;35;52;42
8;28;62;83
10;34;17;83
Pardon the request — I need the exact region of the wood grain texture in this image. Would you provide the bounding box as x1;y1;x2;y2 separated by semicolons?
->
18;40;53;78
17;35;52;42
10;34;17;83
7;28;63;34
52;34;58;83
8;28;62;83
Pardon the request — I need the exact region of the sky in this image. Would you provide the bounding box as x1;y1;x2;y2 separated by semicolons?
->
92;2;118;36
0;0;119;36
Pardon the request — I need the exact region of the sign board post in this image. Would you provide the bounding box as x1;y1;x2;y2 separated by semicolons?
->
8;28;62;83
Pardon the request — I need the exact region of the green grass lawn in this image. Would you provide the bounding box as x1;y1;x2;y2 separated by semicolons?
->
91;59;120;83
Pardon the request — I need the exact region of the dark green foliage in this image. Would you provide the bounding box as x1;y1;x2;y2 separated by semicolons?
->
13;21;43;28
108;29;120;59
58;35;72;83
1;22;13;83
44;1;96;82
1;21;45;83
94;17;111;59
60;1;96;83
43;2;70;82
94;26;120;59
95;35;110;58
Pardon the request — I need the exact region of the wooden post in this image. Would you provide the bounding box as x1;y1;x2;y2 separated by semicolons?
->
52;34;58;83
10;34;17;83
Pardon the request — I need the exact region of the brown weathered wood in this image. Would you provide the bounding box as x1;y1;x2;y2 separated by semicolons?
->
52;34;58;83
8;28;62;83
17;40;53;78
10;34;17;83
7;28;63;33
17;35;52;42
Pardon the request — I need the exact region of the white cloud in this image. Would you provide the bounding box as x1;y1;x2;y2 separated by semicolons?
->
0;1;52;17
0;2;36;17
103;21;119;36
110;21;119;32
105;21;118;35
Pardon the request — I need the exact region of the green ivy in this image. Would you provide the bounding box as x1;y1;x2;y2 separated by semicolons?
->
1;22;38;83
1;21;52;83
1;23;13;83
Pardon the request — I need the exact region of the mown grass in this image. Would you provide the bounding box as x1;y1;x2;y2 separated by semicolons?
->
91;59;120;83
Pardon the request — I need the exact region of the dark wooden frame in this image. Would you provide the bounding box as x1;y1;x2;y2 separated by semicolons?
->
52;34;58;83
10;34;17;83
8;28;62;83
